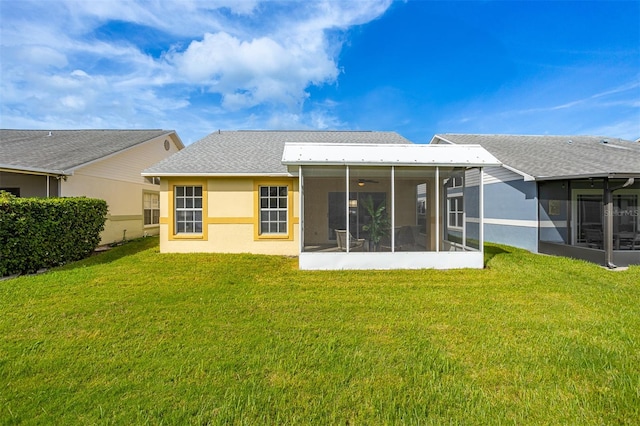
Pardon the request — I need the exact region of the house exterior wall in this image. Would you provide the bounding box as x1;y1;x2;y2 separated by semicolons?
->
159;177;300;255
468;166;539;252
538;180;570;244
301;177;420;246
394;180;420;226
303;177;345;245
0;171;59;197
61;135;181;244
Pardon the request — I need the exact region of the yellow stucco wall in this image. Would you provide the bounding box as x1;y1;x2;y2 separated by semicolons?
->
159;177;300;255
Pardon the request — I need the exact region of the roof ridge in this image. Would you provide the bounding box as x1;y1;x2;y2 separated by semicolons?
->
439;132;626;139
0;128;168;132
233;130;377;133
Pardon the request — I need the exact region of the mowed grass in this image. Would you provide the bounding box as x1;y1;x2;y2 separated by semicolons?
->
1;238;639;425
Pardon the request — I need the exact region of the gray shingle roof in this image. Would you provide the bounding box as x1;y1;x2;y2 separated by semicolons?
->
0;129;178;175
433;134;640;180
143;130;413;175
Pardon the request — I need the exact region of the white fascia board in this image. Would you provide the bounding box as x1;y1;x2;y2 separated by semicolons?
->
140;172;293;178
431;136;534;180
0;164;71;176
429;135;455;144
535;172;640;181
501;164;536;181
282;143;501;167
168;132;186;150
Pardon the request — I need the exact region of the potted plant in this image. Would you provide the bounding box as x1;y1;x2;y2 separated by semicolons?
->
362;195;391;251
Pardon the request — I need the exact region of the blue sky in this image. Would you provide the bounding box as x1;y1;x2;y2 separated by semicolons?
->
1;0;638;145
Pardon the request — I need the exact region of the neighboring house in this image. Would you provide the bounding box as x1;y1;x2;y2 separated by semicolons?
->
0;129;184;244
432;134;640;267
142;130;500;270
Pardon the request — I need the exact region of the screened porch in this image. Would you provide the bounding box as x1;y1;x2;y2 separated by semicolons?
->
538;177;640;267
282;143;500;270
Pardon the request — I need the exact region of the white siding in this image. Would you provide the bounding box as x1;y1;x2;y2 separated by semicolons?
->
72;135;181;184
464;168;481;186
483;166;522;185
463;167;522;187
60;134;181;244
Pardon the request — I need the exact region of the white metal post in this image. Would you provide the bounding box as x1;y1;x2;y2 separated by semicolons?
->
299;165;304;253
462;174;467;250
346;165;350;253
479;167;484;253
391;166;395;252
435;167;440;252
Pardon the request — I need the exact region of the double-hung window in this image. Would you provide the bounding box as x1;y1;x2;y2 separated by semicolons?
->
175;185;202;233
448;196;464;229
143;192;160;226
259;186;288;235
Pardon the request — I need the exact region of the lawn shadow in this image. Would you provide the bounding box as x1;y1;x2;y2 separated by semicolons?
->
57;237;158;271
484;244;510;267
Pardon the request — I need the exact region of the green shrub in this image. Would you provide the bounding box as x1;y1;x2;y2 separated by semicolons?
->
0;193;107;276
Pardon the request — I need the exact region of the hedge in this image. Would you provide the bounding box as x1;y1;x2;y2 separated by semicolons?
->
0;192;108;276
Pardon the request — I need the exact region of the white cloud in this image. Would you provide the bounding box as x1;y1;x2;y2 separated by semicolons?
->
14;46;68;68
172;31;337;109
581;119;640;141
60;95;86;110
0;0;392;141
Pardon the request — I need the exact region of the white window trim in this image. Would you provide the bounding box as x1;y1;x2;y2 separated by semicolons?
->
447;196;464;230
451;176;463;188
143;191;160;227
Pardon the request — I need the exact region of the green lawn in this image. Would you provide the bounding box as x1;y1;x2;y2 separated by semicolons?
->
1;238;639;425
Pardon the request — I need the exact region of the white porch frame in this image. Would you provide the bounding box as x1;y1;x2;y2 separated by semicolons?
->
284;143;500;270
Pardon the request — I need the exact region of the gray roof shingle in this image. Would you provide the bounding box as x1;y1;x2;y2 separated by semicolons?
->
433;134;640;179
144;130;413;175
1;129;178;175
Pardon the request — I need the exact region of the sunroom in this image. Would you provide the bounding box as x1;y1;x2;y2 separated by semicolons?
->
282;143;501;270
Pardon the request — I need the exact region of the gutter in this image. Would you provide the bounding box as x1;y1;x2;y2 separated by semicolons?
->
140;172;293;178
535;173;640;182
0;165;72;177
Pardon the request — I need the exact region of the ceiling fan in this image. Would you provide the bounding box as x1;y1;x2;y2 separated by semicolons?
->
357;179;379;187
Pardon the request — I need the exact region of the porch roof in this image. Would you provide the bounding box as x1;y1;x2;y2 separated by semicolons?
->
281;143;501;168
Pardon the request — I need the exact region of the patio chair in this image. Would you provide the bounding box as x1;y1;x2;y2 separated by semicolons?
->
335;229;365;252
584;228;603;249
616;231;636;250
410;225;427;249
